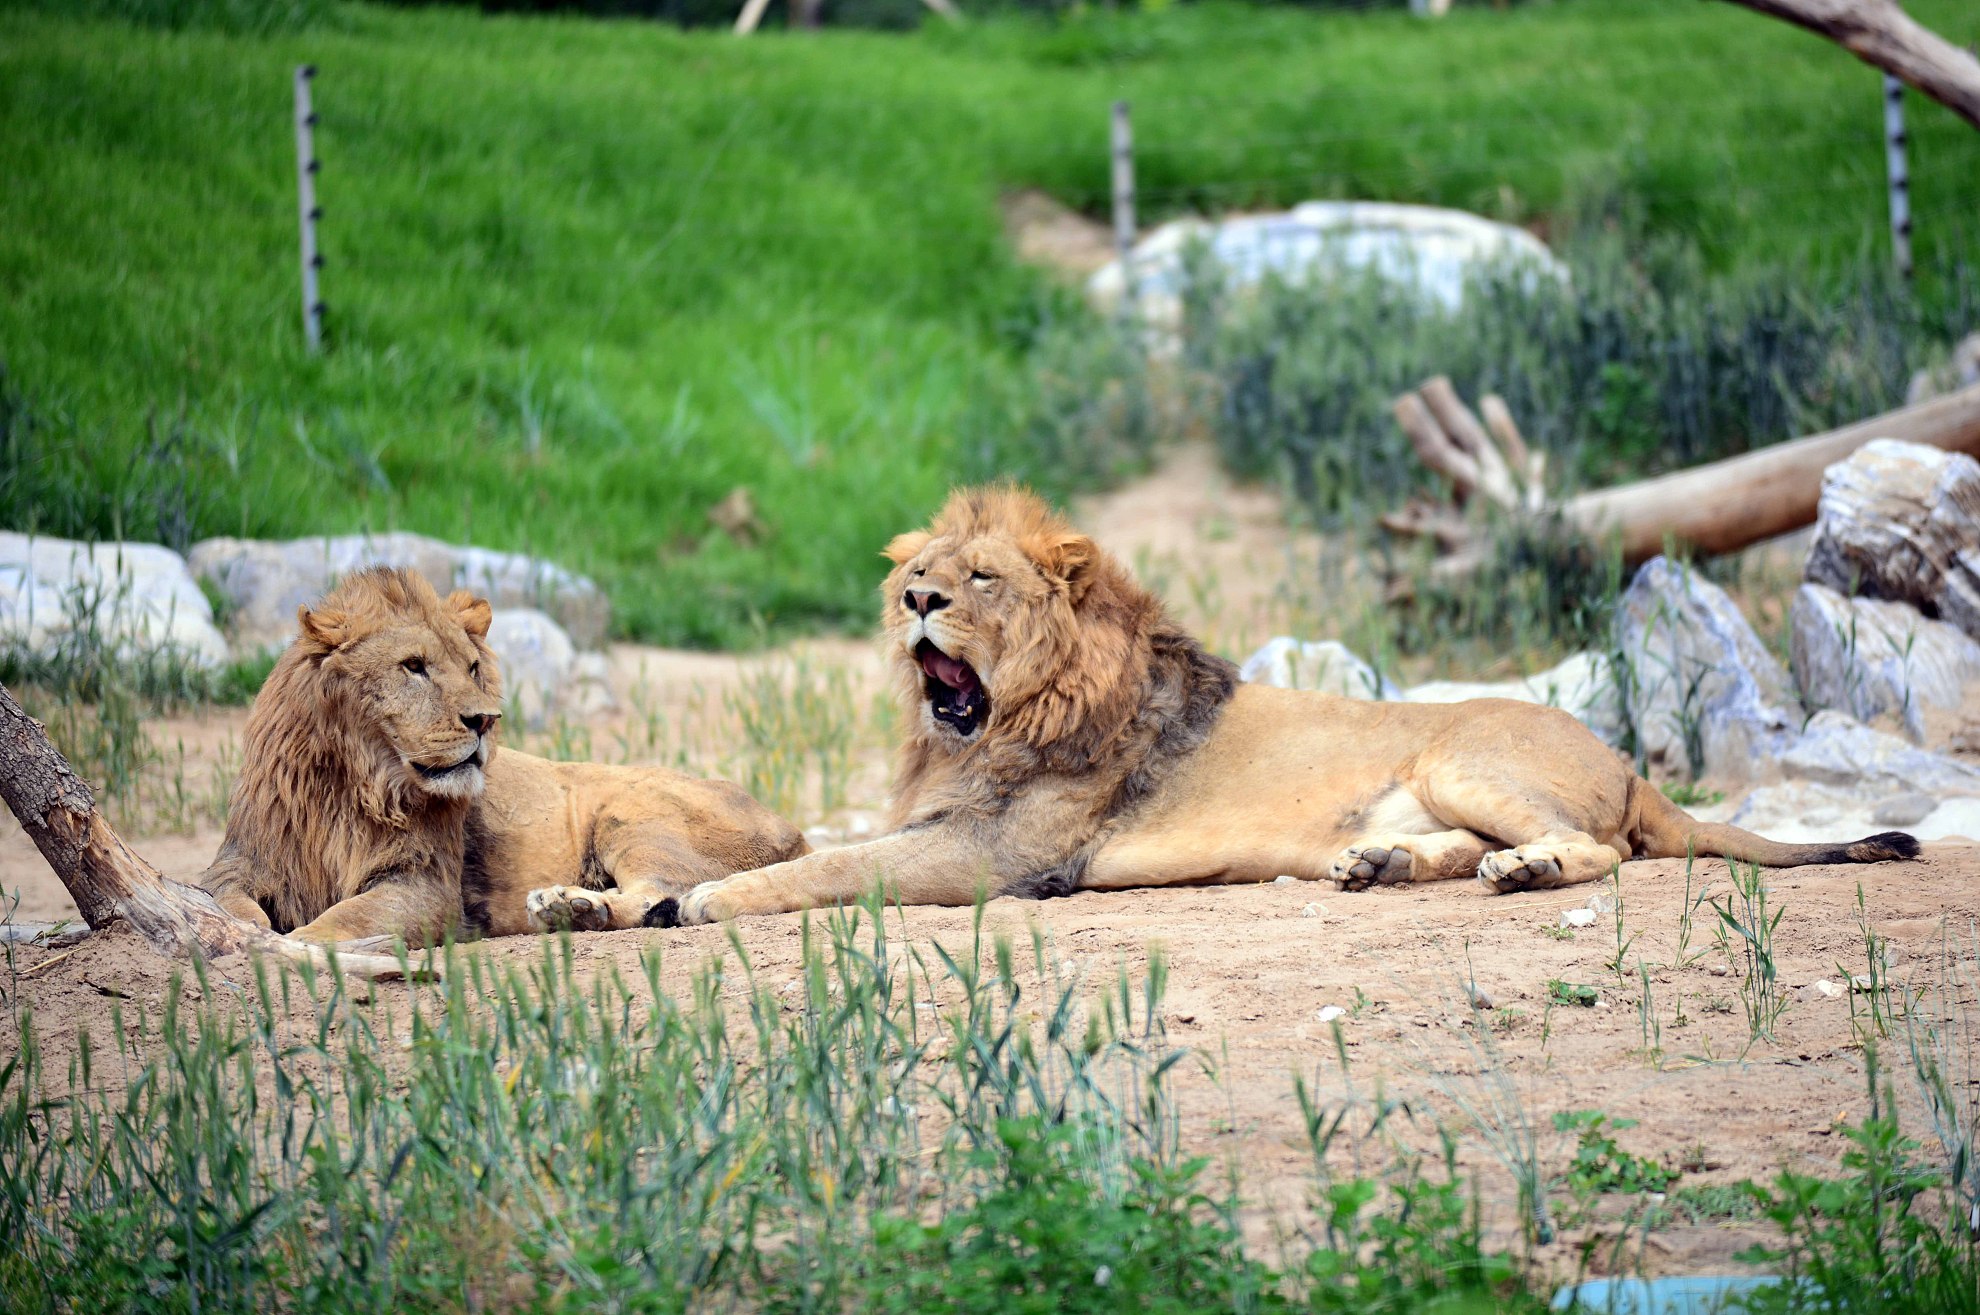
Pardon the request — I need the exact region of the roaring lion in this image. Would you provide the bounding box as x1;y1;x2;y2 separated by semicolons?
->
671;487;1917;924
199;567;808;943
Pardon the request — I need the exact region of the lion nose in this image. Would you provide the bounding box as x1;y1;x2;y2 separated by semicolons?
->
904;588;950;617
461;711;499;736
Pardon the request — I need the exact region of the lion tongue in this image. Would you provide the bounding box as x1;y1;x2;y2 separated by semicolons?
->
921;649;977;696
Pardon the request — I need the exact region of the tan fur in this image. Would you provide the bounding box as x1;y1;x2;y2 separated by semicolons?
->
676;488;1917;924
199;567;808;944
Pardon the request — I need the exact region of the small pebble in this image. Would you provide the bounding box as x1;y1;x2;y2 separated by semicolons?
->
1593;998;1611;1010
1709;964;1730;977
1301;902;1321;918
1850;974;1878;992
1465;984;1497;1010
1812;979;1845;999
1273;874;1299;886
1560;908;1598;929
1314;1005;1346;1024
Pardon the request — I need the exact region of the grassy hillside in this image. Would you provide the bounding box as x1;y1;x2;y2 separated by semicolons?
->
3;0;1978;645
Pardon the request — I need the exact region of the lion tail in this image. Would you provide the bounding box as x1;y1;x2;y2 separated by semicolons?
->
1630;777;1919;868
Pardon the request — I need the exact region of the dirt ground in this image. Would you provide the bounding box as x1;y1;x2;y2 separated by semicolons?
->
5;450;1978;1281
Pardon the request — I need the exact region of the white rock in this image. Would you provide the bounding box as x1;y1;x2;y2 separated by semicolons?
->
1728;779;1980;845
1872;792;1940;827
1089;201;1569;344
1791;583;1980;747
1401;651;1627;746
1560;908;1598;929
1779;711;1980;797
0;532;229;669
1615;557;1799;784
1314;1005;1347;1024
1465;984;1497;1010
190;532;610;654
1805;439;1980;641
1301;902;1321;918
487;608;576;731
1273;873;1300;885
1812;979;1845;999
1240;637;1397;698
563;651;619;720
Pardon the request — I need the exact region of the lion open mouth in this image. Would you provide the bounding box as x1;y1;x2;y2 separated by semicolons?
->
917;639;987;737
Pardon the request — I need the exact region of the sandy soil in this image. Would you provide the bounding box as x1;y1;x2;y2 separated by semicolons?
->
5;452;1978;1281
9;846;1977;1281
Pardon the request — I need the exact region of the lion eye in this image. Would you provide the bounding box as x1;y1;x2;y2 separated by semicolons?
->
402;657;427;677
468;660;480;680
970;570;996;583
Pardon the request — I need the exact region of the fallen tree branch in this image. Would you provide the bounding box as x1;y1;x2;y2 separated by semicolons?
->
0;683;426;981
1716;0;1980;133
1419;376;1522;510
1392;392;1487;505
1565;379;1980;563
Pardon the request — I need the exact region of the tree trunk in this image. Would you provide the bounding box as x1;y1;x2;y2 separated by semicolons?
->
0;683;424;980
1717;0;1980;132
1565;380;1980;564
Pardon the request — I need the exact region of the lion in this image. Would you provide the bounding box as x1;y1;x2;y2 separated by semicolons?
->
198;567;808;944
669;486;1917;925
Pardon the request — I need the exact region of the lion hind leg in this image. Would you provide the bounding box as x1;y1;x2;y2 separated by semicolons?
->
1331;829;1489;891
1476;832;1625;894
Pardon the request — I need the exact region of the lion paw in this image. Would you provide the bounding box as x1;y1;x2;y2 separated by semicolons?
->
1331;844;1414;891
1475;847;1564;895
678;880;733;926
526;885;612;933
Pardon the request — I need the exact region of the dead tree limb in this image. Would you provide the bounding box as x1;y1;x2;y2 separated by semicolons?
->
1419;377;1521;510
1566;380;1980;563
1480;393;1546;505
0;683;423;980
1392;392;1488;505
1716;0;1980;133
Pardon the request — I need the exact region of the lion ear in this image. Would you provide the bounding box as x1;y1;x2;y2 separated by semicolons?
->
882;531;932;566
297;604;351;650
1024;531;1099;602
447;590;493;640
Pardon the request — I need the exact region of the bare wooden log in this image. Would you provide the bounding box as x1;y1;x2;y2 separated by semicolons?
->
1479;393;1546;505
1378;500;1473;553
1392;392;1486;503
1567;381;1980;564
0;683;424;980
1717;0;1980;133
1419;377;1520;509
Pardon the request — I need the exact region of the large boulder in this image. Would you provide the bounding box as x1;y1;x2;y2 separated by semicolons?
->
485;609;620;731
190;533;610;654
1804;439;1980;639
1400;651;1628;747
1239;637;1398;699
1789;583;1980;747
1088;201;1568;344
1615;557;1799;784
1776;710;1980;798
0;532;229;669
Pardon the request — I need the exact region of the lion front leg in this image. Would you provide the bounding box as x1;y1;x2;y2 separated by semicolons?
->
674;830;997;925
290;876;460;946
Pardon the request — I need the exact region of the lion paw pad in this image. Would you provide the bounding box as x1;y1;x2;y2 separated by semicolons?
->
1476;848;1563;895
526;885;611;933
1332;844;1414;891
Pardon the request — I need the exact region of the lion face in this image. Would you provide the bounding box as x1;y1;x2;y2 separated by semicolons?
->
881;488;1105;747
296;569;504;802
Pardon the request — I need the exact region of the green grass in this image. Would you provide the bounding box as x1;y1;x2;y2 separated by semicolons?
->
3;0;1978;645
0;905;1551;1313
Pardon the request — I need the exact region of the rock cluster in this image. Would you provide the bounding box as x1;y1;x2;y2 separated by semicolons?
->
0;530;613;728
1241;439;1980;841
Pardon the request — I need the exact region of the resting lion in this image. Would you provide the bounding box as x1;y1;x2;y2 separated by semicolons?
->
672;487;1917;924
199;567;808;943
